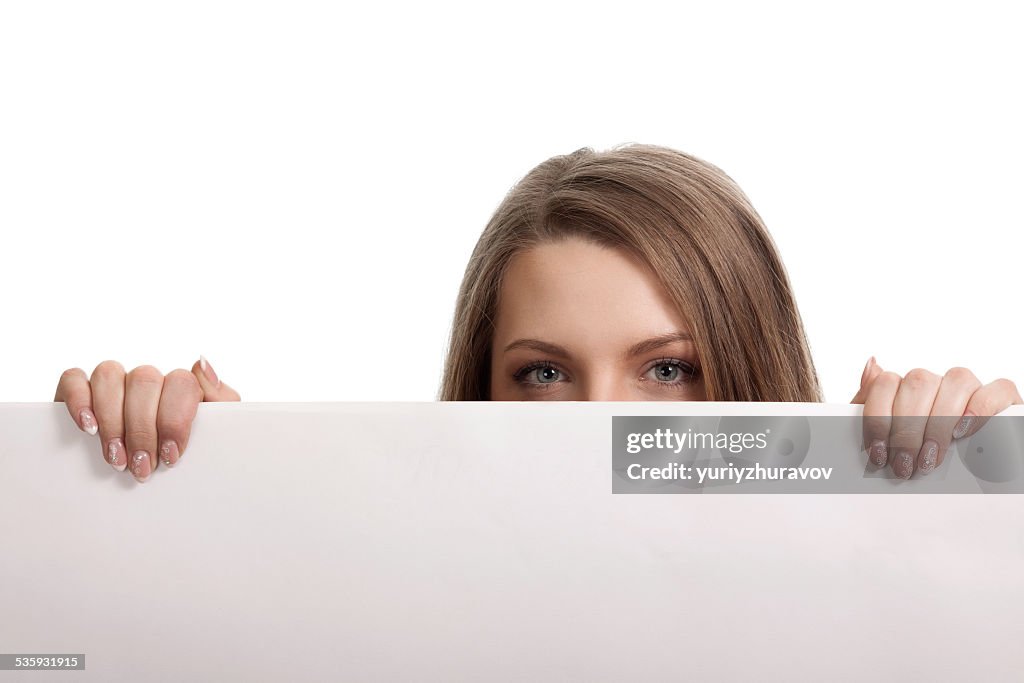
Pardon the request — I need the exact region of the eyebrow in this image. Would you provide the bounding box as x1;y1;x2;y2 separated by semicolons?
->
502;332;693;359
625;332;694;357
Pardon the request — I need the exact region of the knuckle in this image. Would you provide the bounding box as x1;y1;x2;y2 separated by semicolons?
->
127;365;164;386
91;359;126;382
875;371;903;390
976;395;1000;417
992;377;1017;393
888;425;924;448
124;427;156;446
903;368;938;388
986;378;1021;407
158;415;193;437
59;367;86;382
55;368;87;401
944;366;978;386
862;416;891;438
165;368;201;395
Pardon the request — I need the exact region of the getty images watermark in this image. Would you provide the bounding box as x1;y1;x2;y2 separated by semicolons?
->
611;416;1024;493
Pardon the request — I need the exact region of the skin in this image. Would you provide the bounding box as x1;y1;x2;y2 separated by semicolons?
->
54;358;239;482
55;236;1021;483
489;238;706;402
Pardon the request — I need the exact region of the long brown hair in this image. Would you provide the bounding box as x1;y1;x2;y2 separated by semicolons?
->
440;144;822;402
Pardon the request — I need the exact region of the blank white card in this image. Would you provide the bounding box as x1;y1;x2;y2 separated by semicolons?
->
2;402;1023;682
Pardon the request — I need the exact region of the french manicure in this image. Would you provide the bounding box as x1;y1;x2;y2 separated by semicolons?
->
159;440;180;468
107;438;126;471
870;439;888;466
130;450;152;482
200;355;221;388
952;412;975;439
79;408;98;436
918;440;938;474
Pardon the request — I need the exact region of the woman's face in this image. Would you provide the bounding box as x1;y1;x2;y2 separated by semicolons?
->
489;237;707;401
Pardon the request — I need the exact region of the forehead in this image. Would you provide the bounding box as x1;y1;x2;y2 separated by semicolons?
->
493;238;688;348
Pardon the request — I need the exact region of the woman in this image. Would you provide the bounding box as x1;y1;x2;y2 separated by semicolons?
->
54;145;1021;483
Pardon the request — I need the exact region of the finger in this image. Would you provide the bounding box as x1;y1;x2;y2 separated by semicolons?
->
919;367;981;474
862;371;902;468
850;357;883;404
124;365;164;483
54;368;97;435
90;360;128;472
889;368;941;479
191;355;241;402
955;378;1024;440
156;370;203;469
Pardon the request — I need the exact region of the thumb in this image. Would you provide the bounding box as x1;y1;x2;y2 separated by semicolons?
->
192;355;241;402
850;356;883;404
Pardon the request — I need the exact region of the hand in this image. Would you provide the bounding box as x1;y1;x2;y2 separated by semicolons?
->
54;356;240;483
851;357;1021;479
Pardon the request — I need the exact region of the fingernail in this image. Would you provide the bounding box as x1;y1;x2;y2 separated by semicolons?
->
870;440;888;466
107;438;126;471
79;408;98;435
861;356;876;386
130;450;152;483
893;449;915;479
953;412;975;439
159;440;180;468
918;440;938;474
200;355;221;388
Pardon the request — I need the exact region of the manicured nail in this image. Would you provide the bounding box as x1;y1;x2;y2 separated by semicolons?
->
918;440;938;474
159;440;180;468
200;355;221;388
79;408;98;435
870;440;888;466
107;438;126;471
130;450;152;482
952;412;975;439
893;449;915;479
860;356;876;386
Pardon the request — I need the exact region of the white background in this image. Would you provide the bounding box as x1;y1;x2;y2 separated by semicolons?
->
2;1;1021;402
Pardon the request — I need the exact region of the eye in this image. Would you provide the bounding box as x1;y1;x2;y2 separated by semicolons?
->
533;366;561;383
652;363;682;382
514;362;565;385
643;358;699;385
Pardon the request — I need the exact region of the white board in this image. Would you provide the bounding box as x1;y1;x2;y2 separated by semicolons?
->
2;402;1023;681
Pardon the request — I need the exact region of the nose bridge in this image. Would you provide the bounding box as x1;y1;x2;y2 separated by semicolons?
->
581;366;632;402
